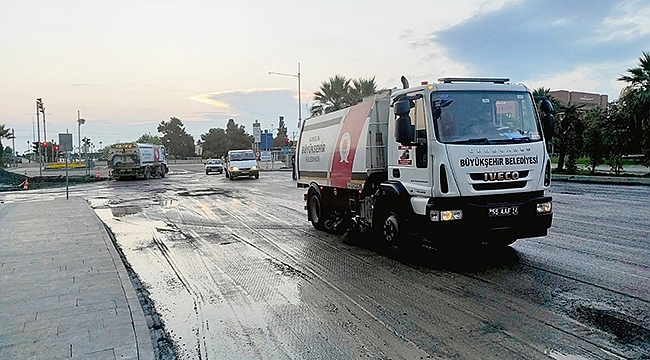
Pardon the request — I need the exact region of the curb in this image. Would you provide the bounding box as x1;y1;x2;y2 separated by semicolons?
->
552;174;650;186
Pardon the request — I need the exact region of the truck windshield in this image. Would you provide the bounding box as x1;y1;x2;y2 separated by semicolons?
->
432;91;542;144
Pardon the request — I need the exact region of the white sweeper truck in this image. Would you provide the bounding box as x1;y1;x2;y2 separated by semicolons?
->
296;76;555;250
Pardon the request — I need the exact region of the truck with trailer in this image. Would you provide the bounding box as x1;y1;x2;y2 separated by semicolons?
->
107;142;168;180
296;77;555;250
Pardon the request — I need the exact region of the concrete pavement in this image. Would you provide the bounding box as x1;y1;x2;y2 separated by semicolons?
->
0;197;155;359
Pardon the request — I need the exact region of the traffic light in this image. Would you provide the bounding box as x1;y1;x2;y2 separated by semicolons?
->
284;137;289;144
32;141;39;152
36;98;44;113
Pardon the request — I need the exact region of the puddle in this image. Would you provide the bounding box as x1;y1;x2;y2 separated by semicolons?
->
177;188;235;198
573;306;650;345
111;205;143;217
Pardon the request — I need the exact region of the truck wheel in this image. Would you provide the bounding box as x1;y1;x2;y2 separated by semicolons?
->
160;167;166;178
382;211;402;252
144;167;151;180
206;169;209;175
307;191;327;231
375;205;410;255
254;173;259;179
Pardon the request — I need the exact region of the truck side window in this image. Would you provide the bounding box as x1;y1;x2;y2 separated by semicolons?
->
410;96;428;168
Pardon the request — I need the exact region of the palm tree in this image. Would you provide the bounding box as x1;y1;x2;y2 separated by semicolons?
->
310;75;383;117
350;77;378;104
310;75;352;116
618;51;650;166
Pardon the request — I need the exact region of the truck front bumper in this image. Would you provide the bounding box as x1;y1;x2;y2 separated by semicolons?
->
414;192;552;242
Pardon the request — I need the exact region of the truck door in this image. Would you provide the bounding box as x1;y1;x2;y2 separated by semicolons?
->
390;92;432;196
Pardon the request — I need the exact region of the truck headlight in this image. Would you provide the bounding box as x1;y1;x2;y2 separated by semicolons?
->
250;165;258;170
430;209;463;222
536;201;552;214
230;166;239;171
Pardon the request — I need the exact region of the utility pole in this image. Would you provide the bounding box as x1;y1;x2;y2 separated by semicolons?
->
42;101;47;164
36;98;43;176
11;128;16;167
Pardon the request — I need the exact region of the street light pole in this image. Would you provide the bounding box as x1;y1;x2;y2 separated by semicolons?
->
268;62;302;129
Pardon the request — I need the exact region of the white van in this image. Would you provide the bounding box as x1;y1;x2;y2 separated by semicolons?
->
225;149;259;180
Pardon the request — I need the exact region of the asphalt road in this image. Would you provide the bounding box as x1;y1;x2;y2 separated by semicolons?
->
2;163;648;359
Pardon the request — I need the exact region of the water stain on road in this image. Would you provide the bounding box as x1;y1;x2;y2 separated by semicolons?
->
177;188;236;198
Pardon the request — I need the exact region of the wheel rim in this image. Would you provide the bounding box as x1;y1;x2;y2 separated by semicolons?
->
383;214;399;245
309;195;321;224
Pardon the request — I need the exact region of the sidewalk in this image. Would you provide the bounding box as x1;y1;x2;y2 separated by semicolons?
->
0;197;154;359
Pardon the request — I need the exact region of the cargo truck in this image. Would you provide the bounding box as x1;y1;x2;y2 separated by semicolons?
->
296;77;555;250
107;142;168;180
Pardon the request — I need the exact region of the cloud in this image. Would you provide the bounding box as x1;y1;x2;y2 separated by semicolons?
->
184;88;302;133
424;0;650;96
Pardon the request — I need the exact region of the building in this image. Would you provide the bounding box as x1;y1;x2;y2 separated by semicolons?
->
549;90;608;110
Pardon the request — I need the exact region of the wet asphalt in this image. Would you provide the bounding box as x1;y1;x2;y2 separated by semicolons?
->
0;162;648;359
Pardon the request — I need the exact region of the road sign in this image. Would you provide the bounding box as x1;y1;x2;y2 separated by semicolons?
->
253;121;261;143
58;133;73;152
260;151;271;162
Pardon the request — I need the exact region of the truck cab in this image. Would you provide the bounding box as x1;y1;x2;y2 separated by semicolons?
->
388;78;554;246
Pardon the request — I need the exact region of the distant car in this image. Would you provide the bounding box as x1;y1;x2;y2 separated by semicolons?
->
204;159;224;175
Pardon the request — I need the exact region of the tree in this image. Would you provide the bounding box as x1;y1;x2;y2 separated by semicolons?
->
200;128;228;158
617;51;650;166
310;75;380;117
0;125;14;167
603;100;634;174
556;102;585;173
157;117;195;158
136;133;163;145
225;119;254;151
582;108;608;174
350;77;378;104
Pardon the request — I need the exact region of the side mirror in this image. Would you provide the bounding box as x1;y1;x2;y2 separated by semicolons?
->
543;113;554;140
394;99;410;116
540;100;554;139
394;99;414;145
540;99;553;113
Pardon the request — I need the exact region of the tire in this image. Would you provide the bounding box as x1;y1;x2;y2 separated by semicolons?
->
161;167;166;178
254;173;259;179
307;190;327;231
144;167;151;180
375;200;409;254
206;170;209;175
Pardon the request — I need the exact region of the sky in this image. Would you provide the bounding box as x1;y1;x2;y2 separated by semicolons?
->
1;0;649;154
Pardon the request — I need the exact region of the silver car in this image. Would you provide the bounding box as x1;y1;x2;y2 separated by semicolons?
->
204;159;224;175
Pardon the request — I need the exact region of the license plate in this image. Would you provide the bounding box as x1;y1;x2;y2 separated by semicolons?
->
489;206;519;217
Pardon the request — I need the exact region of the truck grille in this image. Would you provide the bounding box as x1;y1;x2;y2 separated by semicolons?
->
469;170;530;191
